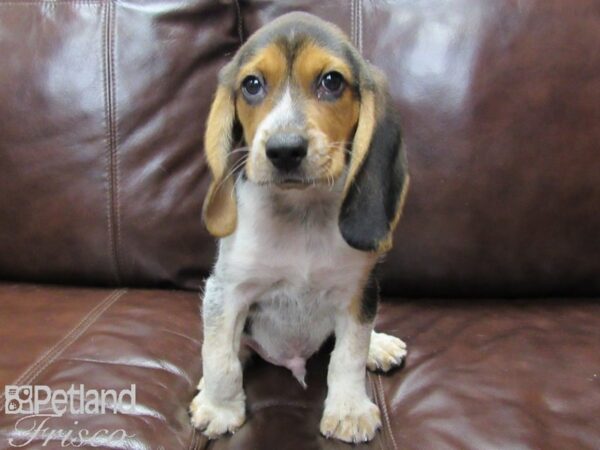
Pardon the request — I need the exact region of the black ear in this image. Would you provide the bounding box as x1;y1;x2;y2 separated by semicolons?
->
339;99;409;253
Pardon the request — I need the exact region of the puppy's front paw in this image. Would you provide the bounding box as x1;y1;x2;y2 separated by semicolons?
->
367;331;407;372
189;391;245;439
320;396;381;443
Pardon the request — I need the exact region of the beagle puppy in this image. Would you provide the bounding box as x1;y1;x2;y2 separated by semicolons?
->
190;12;409;444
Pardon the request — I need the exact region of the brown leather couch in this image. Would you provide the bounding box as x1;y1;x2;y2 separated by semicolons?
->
1;1;599;449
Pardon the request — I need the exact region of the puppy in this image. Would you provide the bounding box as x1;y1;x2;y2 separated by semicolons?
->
190;12;409;444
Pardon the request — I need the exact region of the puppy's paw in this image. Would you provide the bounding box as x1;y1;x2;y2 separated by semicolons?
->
189;391;245;439
195;377;204;391
367;331;407;372
320;396;381;443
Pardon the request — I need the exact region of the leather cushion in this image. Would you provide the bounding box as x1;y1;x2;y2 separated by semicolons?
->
1;284;598;449
2;1;600;297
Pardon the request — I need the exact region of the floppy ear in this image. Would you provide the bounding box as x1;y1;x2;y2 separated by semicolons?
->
202;83;238;237
339;74;410;253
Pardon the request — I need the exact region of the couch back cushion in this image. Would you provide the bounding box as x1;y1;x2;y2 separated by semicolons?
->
0;0;239;288
1;0;599;296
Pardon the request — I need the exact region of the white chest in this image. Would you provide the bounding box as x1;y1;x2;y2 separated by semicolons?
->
215;180;372;294
211;181;374;373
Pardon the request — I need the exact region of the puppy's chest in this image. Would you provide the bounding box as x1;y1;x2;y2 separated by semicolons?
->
237;214;354;365
220;182;371;295
214;183;376;376
241;237;354;291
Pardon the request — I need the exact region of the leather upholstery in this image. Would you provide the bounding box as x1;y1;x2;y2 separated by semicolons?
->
1;0;599;297
0;0;232;289
1;284;599;449
0;284;204;448
242;0;600;298
1;1;599;449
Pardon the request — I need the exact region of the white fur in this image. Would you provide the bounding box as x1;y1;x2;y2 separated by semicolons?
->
216;178;373;362
253;86;296;148
248;86;303;182
191;175;406;442
368;331;407;372
250;86;295;168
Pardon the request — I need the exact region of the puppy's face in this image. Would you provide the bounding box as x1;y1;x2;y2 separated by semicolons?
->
236;42;360;188
203;12;409;253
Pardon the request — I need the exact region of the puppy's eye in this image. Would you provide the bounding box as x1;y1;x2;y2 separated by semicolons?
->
317;71;345;99
242;75;265;101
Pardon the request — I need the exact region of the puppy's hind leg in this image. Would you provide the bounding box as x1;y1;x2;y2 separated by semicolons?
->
190;277;251;439
367;331;407;372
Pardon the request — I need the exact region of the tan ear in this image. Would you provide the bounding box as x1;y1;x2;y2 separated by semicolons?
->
339;79;409;253
342;89;376;197
202;85;238;237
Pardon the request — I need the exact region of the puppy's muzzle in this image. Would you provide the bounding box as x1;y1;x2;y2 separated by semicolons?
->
265;133;308;172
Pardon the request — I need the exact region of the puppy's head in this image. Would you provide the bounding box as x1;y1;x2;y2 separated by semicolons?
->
203;12;409;253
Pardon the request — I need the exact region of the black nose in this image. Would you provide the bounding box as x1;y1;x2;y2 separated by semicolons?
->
265;133;308;172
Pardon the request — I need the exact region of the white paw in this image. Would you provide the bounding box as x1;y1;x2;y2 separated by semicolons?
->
367;331;407;372
320;396;381;443
196;377;204;391
189;391;245;439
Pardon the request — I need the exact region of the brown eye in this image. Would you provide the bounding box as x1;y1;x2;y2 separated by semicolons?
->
317;71;345;99
242;75;265;101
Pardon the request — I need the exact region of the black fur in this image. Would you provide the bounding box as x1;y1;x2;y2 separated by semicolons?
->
219;12;367;93
360;274;379;323
339;101;407;252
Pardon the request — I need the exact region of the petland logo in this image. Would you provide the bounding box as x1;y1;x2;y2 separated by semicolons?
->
4;385;136;447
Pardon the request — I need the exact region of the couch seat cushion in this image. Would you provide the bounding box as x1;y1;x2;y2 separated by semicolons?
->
1;284;598;449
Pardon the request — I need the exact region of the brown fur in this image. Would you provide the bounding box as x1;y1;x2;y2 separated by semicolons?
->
343;90;375;197
295;44;360;182
236;41;360;185
202;13;408;258
376;174;410;253
200;17;411;398
293;43;354;89
203;86;237;237
347;256;378;321
236;44;287;145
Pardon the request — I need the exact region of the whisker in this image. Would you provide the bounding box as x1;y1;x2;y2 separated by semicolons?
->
214;155;248;192
320;143;352;156
229;147;250;155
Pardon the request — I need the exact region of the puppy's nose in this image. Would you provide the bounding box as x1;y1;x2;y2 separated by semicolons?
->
265;133;308;172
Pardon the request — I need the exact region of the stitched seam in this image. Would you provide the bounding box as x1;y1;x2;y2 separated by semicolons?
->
15;290;126;387
357;0;363;54
0;289;126;406
187;429;193;450
368;373;387;450
102;0;122;284
102;1;115;283
188;428;198;450
233;0;244;43
110;0;122;283
191;426;209;450
108;0;122;282
4;289;119;389
350;0;355;47
0;1;102;4
376;374;398;450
